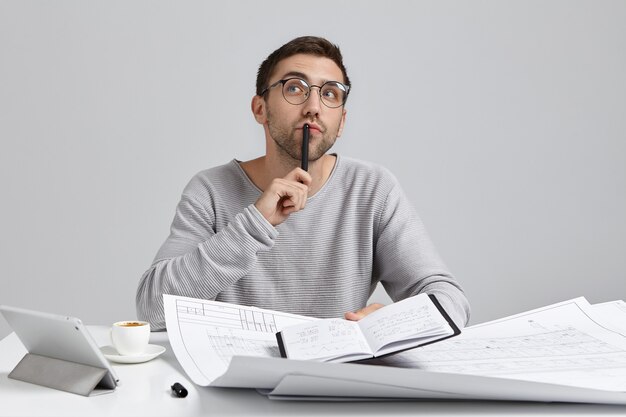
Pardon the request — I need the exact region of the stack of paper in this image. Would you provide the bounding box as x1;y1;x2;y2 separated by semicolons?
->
164;294;626;404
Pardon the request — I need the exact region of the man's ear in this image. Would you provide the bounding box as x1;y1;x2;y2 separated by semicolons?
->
336;108;347;137
251;95;267;124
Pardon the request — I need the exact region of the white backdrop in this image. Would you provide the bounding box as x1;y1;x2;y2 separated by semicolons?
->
1;0;625;339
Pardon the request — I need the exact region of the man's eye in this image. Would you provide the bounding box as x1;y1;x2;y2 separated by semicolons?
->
285;84;305;94
322;89;338;99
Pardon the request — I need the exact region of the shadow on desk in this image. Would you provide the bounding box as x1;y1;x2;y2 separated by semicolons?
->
200;387;626;416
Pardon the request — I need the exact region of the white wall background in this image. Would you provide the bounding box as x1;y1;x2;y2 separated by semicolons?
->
1;0;625;339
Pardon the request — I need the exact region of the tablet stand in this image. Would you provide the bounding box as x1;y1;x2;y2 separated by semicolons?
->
9;353;113;396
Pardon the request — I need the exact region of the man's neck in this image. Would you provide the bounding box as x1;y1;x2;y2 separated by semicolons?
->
240;154;337;196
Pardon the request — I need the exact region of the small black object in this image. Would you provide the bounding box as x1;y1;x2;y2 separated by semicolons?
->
171;382;188;398
301;124;309;171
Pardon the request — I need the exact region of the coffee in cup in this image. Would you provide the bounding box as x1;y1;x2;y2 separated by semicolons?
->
111;320;150;356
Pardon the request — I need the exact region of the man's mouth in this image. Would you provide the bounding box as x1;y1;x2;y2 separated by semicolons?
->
300;123;322;133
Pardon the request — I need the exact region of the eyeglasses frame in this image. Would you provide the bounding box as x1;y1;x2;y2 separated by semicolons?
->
260;77;350;108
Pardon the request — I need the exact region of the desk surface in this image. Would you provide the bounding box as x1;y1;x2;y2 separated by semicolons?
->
1;326;624;416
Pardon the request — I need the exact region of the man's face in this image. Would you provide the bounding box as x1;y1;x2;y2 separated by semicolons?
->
260;54;347;163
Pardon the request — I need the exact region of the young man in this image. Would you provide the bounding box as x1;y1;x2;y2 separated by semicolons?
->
136;36;470;331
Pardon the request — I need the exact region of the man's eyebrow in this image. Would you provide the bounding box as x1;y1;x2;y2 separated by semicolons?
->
277;71;339;85
279;71;309;80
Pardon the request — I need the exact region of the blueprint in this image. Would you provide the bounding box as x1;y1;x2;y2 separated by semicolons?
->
372;297;626;391
164;294;313;385
164;294;626;403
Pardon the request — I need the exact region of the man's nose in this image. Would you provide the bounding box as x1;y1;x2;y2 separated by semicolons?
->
301;87;322;118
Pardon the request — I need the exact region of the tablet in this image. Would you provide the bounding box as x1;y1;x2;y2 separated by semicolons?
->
0;304;118;390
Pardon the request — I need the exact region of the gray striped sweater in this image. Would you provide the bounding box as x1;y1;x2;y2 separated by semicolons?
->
136;155;470;330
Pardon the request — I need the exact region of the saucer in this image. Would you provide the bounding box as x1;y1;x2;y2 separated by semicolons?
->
100;344;166;364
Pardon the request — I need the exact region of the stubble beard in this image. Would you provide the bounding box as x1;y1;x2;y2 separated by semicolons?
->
266;107;340;165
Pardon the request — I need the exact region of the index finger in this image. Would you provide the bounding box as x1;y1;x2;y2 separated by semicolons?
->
285;167;312;186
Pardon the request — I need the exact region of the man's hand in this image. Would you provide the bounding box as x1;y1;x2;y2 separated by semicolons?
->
344;303;385;321
254;168;312;227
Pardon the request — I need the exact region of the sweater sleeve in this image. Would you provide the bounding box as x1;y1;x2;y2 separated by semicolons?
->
136;194;278;330
374;180;471;329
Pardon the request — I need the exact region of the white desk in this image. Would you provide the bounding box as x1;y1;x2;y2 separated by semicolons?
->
0;326;623;416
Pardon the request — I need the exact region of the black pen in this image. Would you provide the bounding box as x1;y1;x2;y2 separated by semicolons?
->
171;382;188;398
301;123;309;171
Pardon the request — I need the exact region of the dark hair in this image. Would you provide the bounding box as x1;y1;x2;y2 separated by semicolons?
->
256;36;351;96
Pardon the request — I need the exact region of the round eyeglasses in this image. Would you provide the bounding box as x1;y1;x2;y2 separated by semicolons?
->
260;77;350;108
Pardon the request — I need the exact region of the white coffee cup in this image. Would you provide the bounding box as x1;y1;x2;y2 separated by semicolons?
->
110;320;150;356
